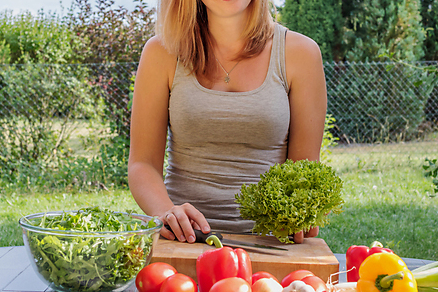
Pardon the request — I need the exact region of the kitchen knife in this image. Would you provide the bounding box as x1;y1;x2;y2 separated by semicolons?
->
164;225;288;251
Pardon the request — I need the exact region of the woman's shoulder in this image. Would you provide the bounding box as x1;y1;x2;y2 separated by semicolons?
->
282;29;324;87
140;35;178;68
284;30;322;61
138;36;178;86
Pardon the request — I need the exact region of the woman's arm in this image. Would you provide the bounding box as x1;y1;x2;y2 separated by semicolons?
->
128;36;210;243
285;30;328;243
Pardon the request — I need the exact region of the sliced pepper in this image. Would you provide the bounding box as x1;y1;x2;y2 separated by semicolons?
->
196;235;252;292
346;241;394;282
357;252;417;292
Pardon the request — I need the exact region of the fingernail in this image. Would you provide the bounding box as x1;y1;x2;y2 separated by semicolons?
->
179;235;186;241
203;226;210;233
188;235;195;243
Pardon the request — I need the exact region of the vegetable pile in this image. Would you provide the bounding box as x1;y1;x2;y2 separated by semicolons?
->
23;207;158;292
136;234;329;292
345;241;438;292
134;236;438;292
235;159;344;243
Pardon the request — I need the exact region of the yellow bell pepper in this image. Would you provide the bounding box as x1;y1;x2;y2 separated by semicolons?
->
357;252;417;292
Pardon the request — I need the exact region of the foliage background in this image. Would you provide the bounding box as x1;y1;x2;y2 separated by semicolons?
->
0;0;154;190
421;0;438;61
280;0;344;62
0;0;437;187
280;0;434;62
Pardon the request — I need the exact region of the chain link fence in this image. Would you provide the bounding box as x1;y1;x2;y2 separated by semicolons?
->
324;61;438;172
0;63;137;188
0;61;437;187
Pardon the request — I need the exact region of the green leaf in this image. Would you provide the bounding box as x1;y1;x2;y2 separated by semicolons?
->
235;159;344;243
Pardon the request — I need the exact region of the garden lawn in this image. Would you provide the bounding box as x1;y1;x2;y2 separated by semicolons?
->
318;139;438;261
319;164;438;261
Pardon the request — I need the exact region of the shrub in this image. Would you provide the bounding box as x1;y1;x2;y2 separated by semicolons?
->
0;39;11;63
51;135;131;191
0;10;81;64
0;64;100;184
65;0;155;64
321;114;339;162
65;0;156;138
423;158;438;194
425;85;438;123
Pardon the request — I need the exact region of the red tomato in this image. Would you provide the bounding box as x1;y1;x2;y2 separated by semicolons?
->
209;277;252;292
160;273;197;292
252;271;279;285
135;262;177;292
301;275;328;292
280;270;315;287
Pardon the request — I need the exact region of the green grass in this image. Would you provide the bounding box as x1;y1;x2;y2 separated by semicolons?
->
319;165;438;260
318;139;438;260
1;140;438;261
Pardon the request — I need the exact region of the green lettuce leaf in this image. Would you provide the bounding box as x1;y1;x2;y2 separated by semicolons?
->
235;159;344;243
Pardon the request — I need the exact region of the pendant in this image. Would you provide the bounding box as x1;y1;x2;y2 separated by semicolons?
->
224;75;230;83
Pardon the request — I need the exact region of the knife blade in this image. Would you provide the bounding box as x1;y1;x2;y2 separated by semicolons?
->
164;225;288;251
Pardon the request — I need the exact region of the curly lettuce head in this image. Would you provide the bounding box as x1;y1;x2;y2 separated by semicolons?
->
235;159;344;243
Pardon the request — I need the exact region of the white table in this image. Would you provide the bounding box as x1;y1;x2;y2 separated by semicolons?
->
0;246;434;291
0;246;137;292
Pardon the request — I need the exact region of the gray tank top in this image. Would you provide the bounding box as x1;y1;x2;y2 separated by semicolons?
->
165;23;290;233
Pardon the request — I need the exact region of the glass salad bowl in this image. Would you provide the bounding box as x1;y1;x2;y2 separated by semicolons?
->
19;207;163;292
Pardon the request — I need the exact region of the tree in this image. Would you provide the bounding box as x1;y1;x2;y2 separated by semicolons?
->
343;0;425;62
420;0;438;60
65;0;155;64
280;0;344;62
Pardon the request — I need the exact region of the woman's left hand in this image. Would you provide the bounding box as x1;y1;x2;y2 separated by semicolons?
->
292;226;319;244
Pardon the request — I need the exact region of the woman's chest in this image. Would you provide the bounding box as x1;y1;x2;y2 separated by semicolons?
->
197;40;273;93
168;85;290;146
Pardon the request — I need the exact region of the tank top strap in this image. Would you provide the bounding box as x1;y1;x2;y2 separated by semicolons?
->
270;23;289;94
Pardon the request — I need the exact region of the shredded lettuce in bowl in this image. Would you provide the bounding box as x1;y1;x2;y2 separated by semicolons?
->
20;206;161;292
235;159;344;243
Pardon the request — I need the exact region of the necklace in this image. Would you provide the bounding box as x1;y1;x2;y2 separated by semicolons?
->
214;57;241;84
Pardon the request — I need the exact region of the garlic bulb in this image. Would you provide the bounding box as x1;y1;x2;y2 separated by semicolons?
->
282;280;315;292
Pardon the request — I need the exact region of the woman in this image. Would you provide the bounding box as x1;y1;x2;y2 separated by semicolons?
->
128;0;327;244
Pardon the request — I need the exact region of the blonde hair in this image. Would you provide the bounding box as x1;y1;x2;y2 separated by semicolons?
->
155;0;275;78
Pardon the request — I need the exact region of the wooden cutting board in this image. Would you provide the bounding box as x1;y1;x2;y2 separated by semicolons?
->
151;234;339;284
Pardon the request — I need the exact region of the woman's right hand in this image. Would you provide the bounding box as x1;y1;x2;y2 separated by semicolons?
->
129;38;210;244
159;203;211;243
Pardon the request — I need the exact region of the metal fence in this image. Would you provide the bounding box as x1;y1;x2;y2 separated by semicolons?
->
324;61;438;172
0;61;437;179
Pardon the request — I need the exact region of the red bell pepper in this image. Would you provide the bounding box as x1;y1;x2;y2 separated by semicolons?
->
196;235;252;292
346;241;394;282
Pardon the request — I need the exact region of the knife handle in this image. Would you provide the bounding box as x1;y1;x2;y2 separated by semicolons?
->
193;229;223;243
164;225;223;243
